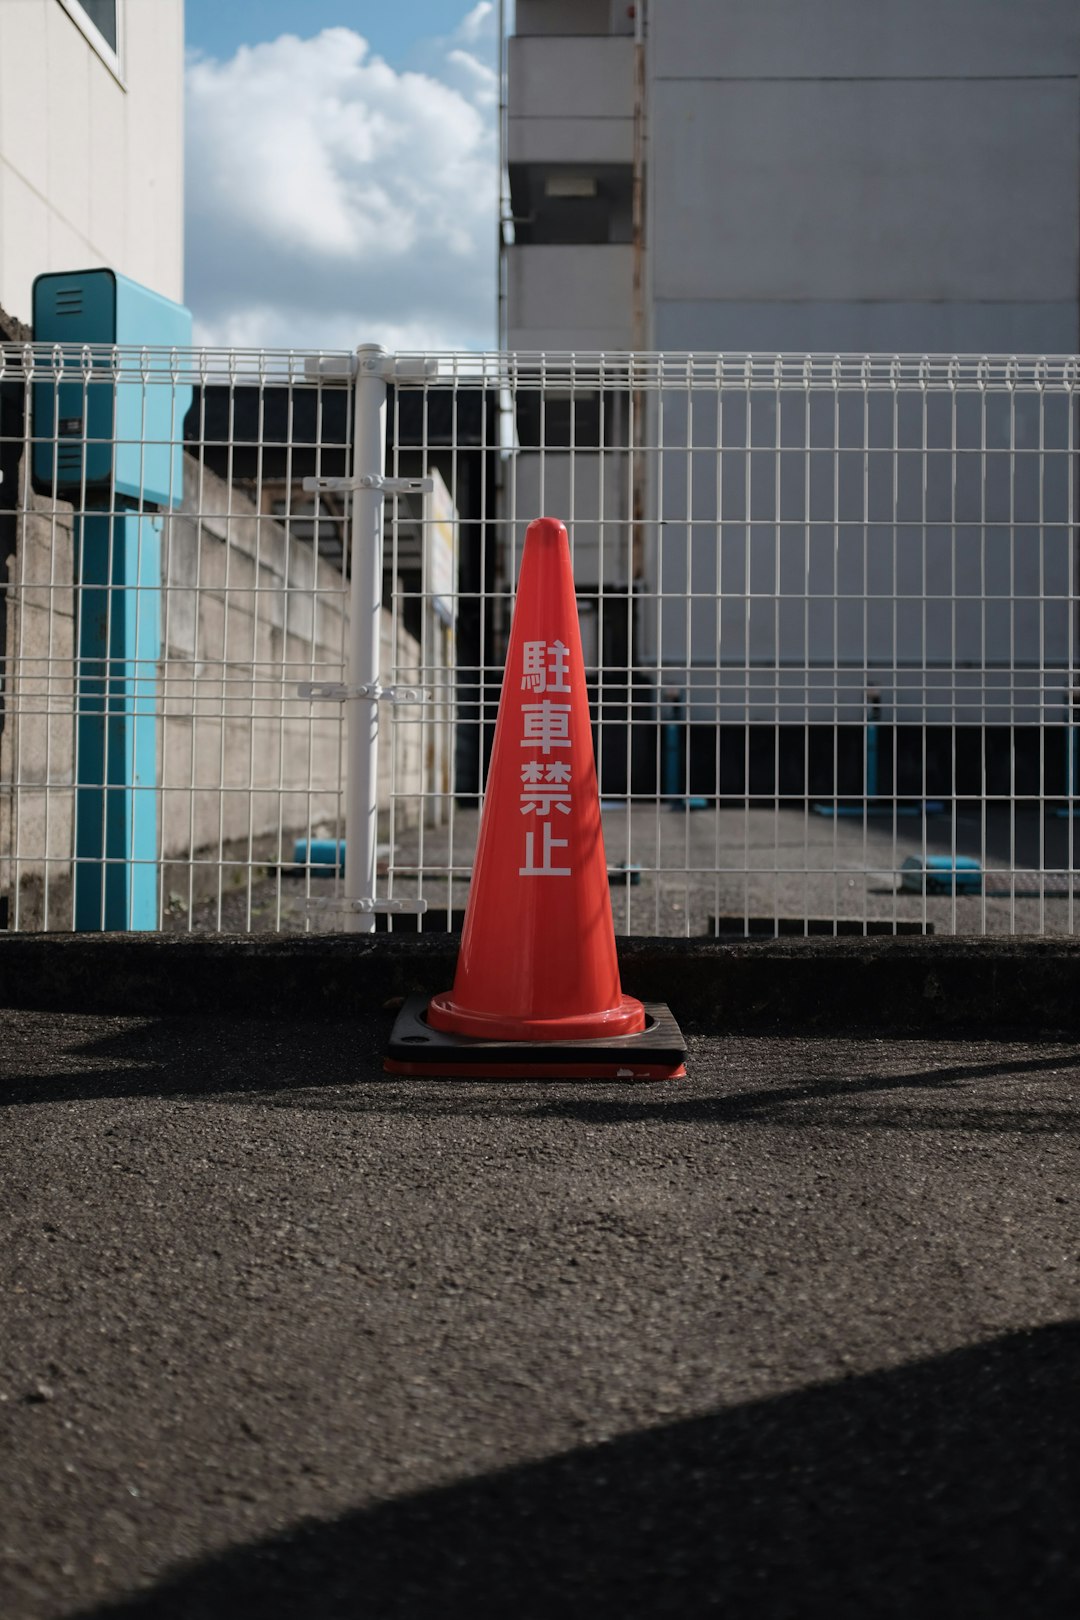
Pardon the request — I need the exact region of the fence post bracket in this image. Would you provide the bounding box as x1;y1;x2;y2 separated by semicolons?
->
301;474;434;497
305;897;429;918
298;681;428;705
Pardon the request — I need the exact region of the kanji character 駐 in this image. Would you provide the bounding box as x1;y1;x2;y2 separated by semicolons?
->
521;641;547;692
546;640;571;693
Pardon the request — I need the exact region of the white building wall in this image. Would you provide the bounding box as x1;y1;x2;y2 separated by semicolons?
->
502;0;1080;726
650;0;1080;80
647;0;1080;357
0;0;184;323
638;0;1080;701
505;450;632;590
639;382;1074;722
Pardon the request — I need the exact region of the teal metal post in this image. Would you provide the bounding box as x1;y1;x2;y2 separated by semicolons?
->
73;507;162;930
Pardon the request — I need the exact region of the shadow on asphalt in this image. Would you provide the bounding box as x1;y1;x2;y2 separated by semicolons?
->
531;1049;1080;1133
925;806;1080;876
70;1321;1080;1620
1;1020;1079;1135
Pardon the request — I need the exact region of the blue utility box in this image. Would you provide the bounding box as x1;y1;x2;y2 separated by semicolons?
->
900;855;983;896
32;268;192;506
31;269;191;931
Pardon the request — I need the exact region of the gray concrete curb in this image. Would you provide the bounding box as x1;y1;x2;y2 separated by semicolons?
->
2;932;1080;1033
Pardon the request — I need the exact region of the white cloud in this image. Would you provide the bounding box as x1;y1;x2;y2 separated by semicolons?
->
456;3;496;43
185;18;498;353
446;47;498;108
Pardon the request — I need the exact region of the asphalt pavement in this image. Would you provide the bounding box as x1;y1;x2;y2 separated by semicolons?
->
1;1005;1078;1618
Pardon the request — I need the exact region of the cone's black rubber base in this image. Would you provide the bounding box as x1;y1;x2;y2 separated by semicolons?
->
385;995;687;1081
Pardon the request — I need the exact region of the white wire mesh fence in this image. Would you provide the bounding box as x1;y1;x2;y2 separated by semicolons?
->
1;345;1078;936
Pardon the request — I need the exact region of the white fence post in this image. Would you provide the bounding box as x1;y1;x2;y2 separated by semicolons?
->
301;347;432;932
345;344;389;935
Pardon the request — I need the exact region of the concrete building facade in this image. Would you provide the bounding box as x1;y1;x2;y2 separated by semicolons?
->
507;0;1080;358
503;1;1080;796
0;0;185;324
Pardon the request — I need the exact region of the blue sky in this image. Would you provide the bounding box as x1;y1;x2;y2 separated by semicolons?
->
182;2;501;352
185;1;487;73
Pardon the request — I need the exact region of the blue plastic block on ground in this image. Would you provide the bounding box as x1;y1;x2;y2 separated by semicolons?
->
294;838;346;870
900;854;983;896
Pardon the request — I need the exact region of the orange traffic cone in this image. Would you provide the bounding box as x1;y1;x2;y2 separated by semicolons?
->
385;517;686;1081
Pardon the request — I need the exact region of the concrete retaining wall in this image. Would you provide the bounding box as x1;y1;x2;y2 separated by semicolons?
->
1;453;423;928
2;932;1079;1035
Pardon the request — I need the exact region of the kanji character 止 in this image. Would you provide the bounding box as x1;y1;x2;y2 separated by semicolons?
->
519;820;571;877
520;701;571;755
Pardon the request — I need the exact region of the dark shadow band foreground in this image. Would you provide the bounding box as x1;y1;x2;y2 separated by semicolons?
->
73;1322;1080;1620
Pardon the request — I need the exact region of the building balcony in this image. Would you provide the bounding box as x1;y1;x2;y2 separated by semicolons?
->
508;34;634;166
507;243;634;351
515;0;631;41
